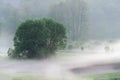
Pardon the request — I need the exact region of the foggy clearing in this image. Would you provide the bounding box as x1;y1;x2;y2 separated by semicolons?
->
0;0;120;80
0;40;120;79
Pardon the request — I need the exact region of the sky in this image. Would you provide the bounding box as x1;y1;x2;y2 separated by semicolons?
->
87;0;120;40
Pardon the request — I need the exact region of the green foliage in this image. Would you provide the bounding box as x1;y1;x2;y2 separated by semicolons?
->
9;18;67;58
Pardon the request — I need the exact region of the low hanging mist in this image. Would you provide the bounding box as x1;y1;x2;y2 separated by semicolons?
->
0;0;120;79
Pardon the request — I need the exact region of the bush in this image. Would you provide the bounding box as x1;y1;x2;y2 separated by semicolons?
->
9;18;67;58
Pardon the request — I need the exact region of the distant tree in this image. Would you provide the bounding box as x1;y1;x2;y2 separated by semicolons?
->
8;18;67;58
48;0;89;41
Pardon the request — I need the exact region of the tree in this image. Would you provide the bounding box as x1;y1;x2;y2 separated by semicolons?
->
8;18;67;58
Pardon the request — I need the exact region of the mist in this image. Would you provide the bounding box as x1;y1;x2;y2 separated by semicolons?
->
1;0;120;80
87;0;120;40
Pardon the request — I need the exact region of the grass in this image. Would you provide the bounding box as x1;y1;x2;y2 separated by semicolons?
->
1;72;120;80
0;73;55;80
88;72;120;80
0;72;92;80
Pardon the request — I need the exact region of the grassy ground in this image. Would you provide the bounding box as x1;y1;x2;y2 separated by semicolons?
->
88;72;120;80
0;73;60;80
0;70;120;80
0;72;91;80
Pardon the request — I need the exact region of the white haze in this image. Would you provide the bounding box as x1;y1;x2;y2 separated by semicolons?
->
87;0;120;40
1;41;120;79
0;0;120;79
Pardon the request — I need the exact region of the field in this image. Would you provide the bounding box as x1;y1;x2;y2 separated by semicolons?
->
90;72;120;80
0;40;120;80
1;71;120;80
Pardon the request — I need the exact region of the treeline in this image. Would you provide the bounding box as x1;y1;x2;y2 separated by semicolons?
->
49;0;89;41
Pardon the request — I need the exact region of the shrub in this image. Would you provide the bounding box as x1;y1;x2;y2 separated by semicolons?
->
9;18;67;58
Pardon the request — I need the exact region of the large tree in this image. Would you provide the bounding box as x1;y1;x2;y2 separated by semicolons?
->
9;18;66;58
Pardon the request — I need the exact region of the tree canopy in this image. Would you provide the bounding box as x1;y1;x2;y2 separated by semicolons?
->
9;18;67;58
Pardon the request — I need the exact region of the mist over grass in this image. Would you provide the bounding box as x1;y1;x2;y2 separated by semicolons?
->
0;0;120;79
0;40;120;79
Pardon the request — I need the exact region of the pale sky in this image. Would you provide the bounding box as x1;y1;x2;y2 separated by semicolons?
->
86;0;120;40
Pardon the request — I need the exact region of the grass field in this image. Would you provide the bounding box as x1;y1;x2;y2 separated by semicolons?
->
88;72;120;80
0;41;120;80
0;72;89;80
1;72;120;80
